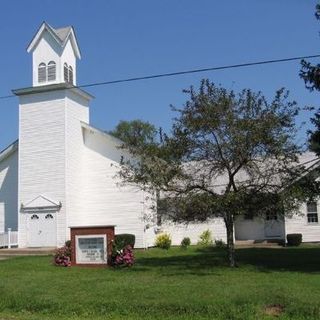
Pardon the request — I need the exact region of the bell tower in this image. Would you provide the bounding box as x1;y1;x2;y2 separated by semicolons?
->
27;22;81;87
13;22;92;248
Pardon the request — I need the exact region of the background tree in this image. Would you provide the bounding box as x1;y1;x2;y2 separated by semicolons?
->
117;80;319;267
300;2;320;155
109;119;157;148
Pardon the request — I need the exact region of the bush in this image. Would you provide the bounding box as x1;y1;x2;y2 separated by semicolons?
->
287;233;302;246
155;233;172;249
180;237;191;249
215;239;226;248
197;229;213;246
112;244;135;267
54;244;71;267
65;240;71;248
114;234;135;248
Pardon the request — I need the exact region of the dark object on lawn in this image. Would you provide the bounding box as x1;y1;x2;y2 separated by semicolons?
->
215;239;226;248
115;234;136;248
180;237;191;248
286;233;302;246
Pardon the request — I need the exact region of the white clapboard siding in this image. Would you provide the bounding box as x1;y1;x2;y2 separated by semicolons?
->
65;90;90;242
0;147;18;233
0;204;4;233
160;218;227;246
285;202;320;242
18;91;67;247
69;125;153;248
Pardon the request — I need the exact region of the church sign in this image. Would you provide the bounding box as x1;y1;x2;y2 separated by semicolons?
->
75;235;106;264
70;226;115;267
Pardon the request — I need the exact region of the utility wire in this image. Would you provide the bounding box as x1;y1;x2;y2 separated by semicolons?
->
1;53;320;101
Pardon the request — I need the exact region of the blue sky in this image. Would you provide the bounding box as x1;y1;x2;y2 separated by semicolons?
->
0;0;320;151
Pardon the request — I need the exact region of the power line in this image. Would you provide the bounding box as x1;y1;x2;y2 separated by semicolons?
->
1;53;320;101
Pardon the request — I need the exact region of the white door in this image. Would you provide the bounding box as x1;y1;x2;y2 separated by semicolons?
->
28;212;57;247
264;212;282;238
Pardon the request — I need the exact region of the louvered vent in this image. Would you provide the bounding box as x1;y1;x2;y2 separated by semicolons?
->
64;63;69;82
47;61;56;81
38;63;46;83
69;66;73;84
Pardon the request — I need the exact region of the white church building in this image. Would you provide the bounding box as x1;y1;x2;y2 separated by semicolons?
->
0;22;320;249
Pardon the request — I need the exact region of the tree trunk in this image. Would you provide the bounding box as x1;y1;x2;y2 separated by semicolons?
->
224;214;236;267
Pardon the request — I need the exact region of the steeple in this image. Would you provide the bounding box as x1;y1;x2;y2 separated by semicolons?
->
27;22;81;87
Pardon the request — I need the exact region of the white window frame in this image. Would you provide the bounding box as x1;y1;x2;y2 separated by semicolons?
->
307;202;318;224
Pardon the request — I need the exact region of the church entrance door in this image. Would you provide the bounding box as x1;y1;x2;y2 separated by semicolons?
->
27;212;57;247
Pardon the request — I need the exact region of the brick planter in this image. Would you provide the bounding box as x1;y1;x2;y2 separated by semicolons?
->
70;226;115;267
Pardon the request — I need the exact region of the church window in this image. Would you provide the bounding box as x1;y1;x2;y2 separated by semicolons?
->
38;63;46;83
64;63;69;82
47;61;56;81
69;66;73;85
307;202;318;223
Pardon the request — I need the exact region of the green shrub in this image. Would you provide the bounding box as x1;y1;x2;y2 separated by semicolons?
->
215;239;226;248
197;229;213;246
155;233;172;250
115;234;136;249
180;237;191;249
65;240;71;248
287;233;302;246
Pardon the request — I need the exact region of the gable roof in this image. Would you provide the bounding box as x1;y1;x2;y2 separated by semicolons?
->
21;195;61;212
27;22;81;59
0;140;18;163
54;26;72;42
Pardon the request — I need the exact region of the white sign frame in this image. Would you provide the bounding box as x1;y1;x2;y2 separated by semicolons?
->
75;234;107;264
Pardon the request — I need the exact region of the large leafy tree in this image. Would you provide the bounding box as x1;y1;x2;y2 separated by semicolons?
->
300;2;320;155
117;80;319;267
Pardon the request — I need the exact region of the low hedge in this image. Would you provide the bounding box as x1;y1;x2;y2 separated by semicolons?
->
286;233;302;246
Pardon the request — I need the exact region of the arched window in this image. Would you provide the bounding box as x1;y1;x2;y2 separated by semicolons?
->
45;214;54;219
38;63;46;83
64;63;69;82
68;66;73;85
47;61;56;81
31;214;39;220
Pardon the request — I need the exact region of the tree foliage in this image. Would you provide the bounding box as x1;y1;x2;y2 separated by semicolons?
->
117;80;319;267
300;2;320;155
109;119;157;148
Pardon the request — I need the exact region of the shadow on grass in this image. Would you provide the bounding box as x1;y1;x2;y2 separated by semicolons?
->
236;246;320;273
134;246;320;274
134;247;228;276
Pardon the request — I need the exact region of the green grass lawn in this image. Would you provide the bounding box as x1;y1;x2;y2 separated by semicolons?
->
0;246;320;320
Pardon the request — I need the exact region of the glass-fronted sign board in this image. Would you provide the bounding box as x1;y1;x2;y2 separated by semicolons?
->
75;234;107;264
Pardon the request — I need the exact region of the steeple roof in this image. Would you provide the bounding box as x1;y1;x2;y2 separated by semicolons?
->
27;22;81;59
54;26;72;42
